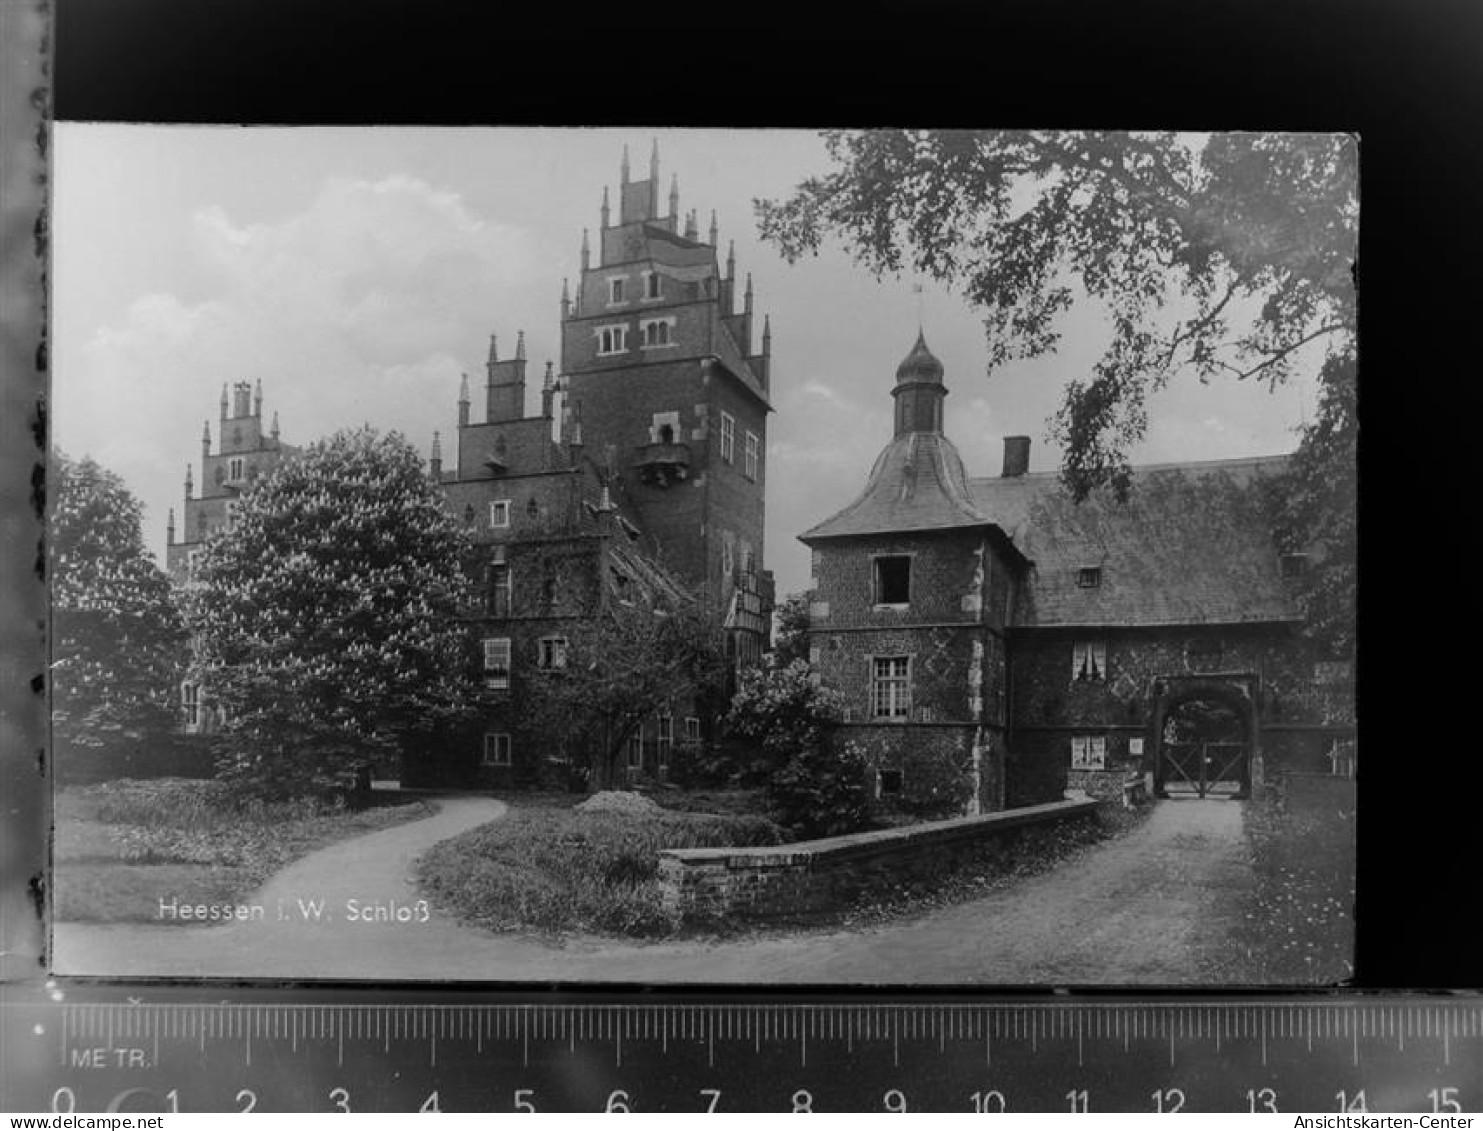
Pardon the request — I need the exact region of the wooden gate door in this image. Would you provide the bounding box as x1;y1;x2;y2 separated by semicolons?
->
1160;741;1248;798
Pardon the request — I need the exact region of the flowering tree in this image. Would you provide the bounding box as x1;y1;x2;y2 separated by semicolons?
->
186;428;479;798
50;452;186;757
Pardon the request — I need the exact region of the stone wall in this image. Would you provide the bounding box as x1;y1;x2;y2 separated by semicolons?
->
657;796;1099;922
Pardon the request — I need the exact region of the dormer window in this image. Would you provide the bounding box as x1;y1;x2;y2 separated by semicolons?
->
609;277;626;304
1077;567;1102;588
874;555;911;607
1280;552;1309;579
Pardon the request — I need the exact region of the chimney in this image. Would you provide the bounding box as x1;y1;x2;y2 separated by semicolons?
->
1002;435;1031;478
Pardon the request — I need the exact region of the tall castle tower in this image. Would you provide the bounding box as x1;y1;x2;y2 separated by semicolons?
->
559;142;775;659
165;380;295;584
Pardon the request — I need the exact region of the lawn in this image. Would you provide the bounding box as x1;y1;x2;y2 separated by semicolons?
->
52;778;433;924
416;799;785;938
1227;773;1356;984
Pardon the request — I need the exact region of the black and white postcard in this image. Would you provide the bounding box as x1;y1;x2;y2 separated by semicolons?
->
46;127;1358;984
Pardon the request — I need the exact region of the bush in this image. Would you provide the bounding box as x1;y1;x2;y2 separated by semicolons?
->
417;804;786;937
768;739;871;838
665;738;732;789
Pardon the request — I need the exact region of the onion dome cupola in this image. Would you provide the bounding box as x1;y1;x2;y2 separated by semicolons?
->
892;329;947;436
800;330;989;540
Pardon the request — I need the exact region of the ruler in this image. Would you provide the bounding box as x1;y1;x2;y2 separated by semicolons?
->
3;991;1480;1113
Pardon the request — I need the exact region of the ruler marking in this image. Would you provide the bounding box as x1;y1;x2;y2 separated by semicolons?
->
1444;1027;1450;1066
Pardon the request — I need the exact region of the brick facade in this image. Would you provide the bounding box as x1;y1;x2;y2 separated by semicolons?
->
800;334;1354;818
413;146;776;788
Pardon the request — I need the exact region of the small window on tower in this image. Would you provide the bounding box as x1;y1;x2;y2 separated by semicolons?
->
490;500;511;528
719;412;735;462
874;556;911;606
641;320;672;348
228;457;244;482
609;277;625;304
645;272;661;300
744;431;760;480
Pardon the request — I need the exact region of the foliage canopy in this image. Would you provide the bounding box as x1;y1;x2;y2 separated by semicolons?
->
758;130;1357;652
50;452;187;754
519;579;728;790
186;427;479;796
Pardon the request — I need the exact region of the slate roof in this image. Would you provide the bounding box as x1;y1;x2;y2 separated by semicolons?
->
799;430;991;540
965;456;1300;628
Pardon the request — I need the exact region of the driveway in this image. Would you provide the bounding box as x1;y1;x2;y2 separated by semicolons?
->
52;796;1258;984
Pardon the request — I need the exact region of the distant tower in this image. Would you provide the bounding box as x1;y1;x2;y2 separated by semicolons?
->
167;382;297;587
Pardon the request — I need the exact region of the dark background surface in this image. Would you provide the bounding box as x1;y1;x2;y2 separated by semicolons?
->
37;0;1482;990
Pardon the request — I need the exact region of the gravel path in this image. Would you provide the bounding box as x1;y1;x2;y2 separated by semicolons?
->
52;796;1256;984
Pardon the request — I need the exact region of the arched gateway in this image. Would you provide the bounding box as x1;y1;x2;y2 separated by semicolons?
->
1149;675;1260;800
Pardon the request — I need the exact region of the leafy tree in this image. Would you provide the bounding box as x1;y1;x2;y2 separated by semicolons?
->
758;130;1357;652
519;589;727;791
727;657;842;760
186;428;479;798
770;591;812;666
727;658;870;836
50;452;187;757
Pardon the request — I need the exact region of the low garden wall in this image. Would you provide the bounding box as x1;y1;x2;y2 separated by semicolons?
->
657;796;1101;922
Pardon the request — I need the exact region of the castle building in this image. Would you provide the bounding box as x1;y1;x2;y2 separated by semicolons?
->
408;144;777;788
166;379;298;733
801;333;1353;815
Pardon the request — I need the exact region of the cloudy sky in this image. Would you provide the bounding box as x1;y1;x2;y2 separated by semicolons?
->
52;127;1324;600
